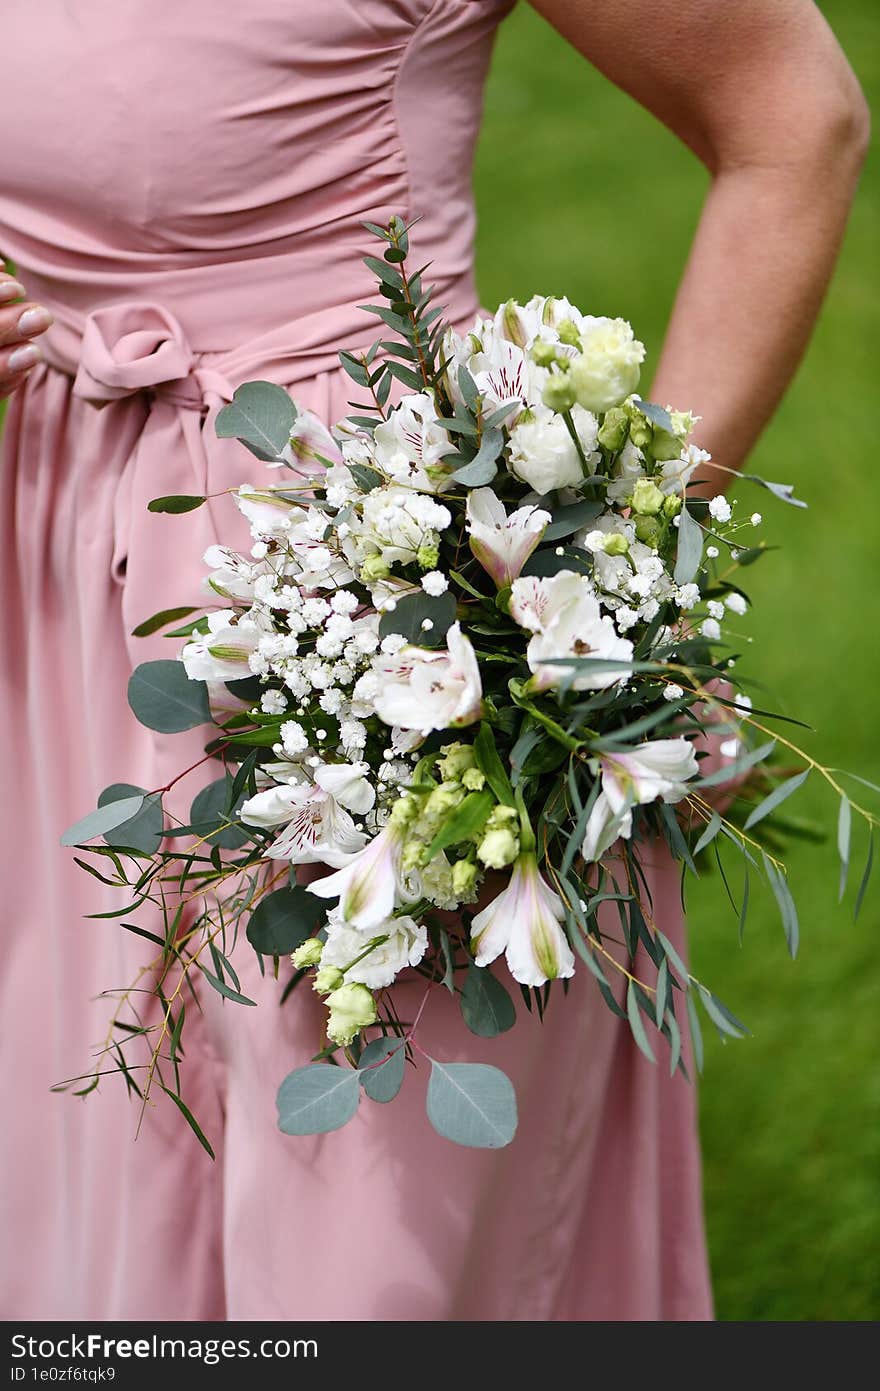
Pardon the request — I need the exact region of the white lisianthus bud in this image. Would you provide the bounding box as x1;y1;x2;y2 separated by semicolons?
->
541;371;577;414
314;965;345;996
630;478;665;517
291;938;324;969
569;319;645;413
325;983;377;1047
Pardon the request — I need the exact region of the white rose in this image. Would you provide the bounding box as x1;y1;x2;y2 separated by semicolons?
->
507;407;585;493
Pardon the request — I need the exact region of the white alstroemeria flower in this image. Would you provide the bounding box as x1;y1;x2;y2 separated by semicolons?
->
372;393;456;491
236;484;305;539
509;571;633;692
470;853;575;987
467;335;530;422
181;610;264;683
581;737;700;862
202;545;262;604
319;910;428;989
240;761;373;868
507;405;595;493
466;487;550;588
280;409;344;475
371;622;483;735
308;818;416;929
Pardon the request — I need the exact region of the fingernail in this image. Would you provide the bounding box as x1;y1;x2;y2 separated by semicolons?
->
8;344;41;372
17;307;54;336
0;280;26;302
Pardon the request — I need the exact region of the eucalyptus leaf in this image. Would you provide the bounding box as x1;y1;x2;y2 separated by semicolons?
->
378;590;456;647
633;398;676;433
763;853;800;958
131;605;199;638
459;964;516;1038
673;505;704;585
425;1059;517;1148
215;381;297;462
98;783;164;855
61;794;146;848
743;769;809;830
348;463;384;493
837;795;851;902
127;660;211;733
739;472;807;509
855;830;874;922
277;1064;360;1135
542;498;604;541
357;1037;407;1103
626;981;656;1064
246;885;325;955
146;494;206;514
189;777;250;849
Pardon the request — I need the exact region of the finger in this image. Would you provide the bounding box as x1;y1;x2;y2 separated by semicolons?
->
0;301;53;348
0;273;26;305
0;340;42;385
0;366;36;400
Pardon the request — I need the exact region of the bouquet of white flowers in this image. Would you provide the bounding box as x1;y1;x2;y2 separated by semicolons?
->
62;217;877;1151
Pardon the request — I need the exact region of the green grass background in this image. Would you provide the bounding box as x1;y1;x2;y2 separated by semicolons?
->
473;0;878;1321
1;0;874;1325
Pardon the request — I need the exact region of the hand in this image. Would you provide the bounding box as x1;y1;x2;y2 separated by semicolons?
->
0;270;54;400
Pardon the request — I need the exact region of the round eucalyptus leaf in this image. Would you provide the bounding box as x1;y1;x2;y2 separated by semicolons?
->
426;1060;518;1149
127;660;211;733
98;782;165;854
189;777;250;849
357;1037;406;1103
378;590;456;648
277;1064;360;1135
246;885;325;956
459;964;516;1038
215;381;297;462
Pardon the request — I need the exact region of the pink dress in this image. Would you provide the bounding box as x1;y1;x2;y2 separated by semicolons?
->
0;1;712;1320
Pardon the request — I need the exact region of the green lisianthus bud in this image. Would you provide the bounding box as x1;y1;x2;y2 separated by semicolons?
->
416;541;440;571
602;532;630;556
462;767;486;792
530;338;559;368
361;554;390;582
477;827;520;869
628;414;653;451
291;938;323;970
646;426;684;462
502;299;529;349
437;742;475;781
389;794;419;830
597;406;630;452
634;515;662;548
630;478;665;516
325;983;377;1047
424;781;465;827
314;965;345;996
541;371;577;414
452;858;479;897
401;838;426;872
557;318;582;348
662;494;683;519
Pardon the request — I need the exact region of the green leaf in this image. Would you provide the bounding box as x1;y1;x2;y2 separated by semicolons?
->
686;992;704;1074
473;723;515;806
131;605;199;638
215;381;297;462
693;811;723;857
199;967;257;1007
450;427;503;487
855;829;874;922
459;963;516;1038
159;1085;215;1159
127;659;211;733
97;783;164;855
348;463;384;493
338;351;370;387
695;739;776;789
837;795;851;902
626;980;656;1064
246;885;325;955
633;397;676;434
378;590;456;648
424;791;494;861
277;1064;361;1135
146;494;206;514
673;505;704;585
762;853;799;958
739;472;807;508
425;1060;517;1148
656;929;690;987
357;1038;406;1103
655;958;669;1027
189;777;250;850
542;498;603;541
697;984;750;1040
743;769;809;830
61;794;146;847
521;545;592;579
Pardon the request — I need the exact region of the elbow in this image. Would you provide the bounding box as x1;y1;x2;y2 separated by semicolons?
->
803;69;871;180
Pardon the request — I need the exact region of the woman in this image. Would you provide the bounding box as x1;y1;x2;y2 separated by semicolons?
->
0;1;867;1321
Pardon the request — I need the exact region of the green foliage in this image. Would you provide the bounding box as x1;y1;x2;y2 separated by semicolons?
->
215;380;297;462
246;885;325;956
425;1059;518;1148
127;659;211;732
276;1064;361;1135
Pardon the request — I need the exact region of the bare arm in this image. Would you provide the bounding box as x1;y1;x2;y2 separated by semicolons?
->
528;0;870;489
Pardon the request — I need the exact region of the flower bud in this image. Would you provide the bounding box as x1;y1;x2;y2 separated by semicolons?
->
646;426;683;462
361;554;390;583
452;858;479;897
630;478;665;516
416;541;440;571
662;494;683;519
541;371;577;414
423;781;465;828
556;318;582;349
597;406;630;452
462;767;486;791
602;532;630;556
477;827;520;869
501;299;529;349
389;794;419;830
314;965;345;996
325;983;378;1047
291;938;324;970
634;515;662;548
530;338;559;368
436;741;475;781
627;414;653;450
